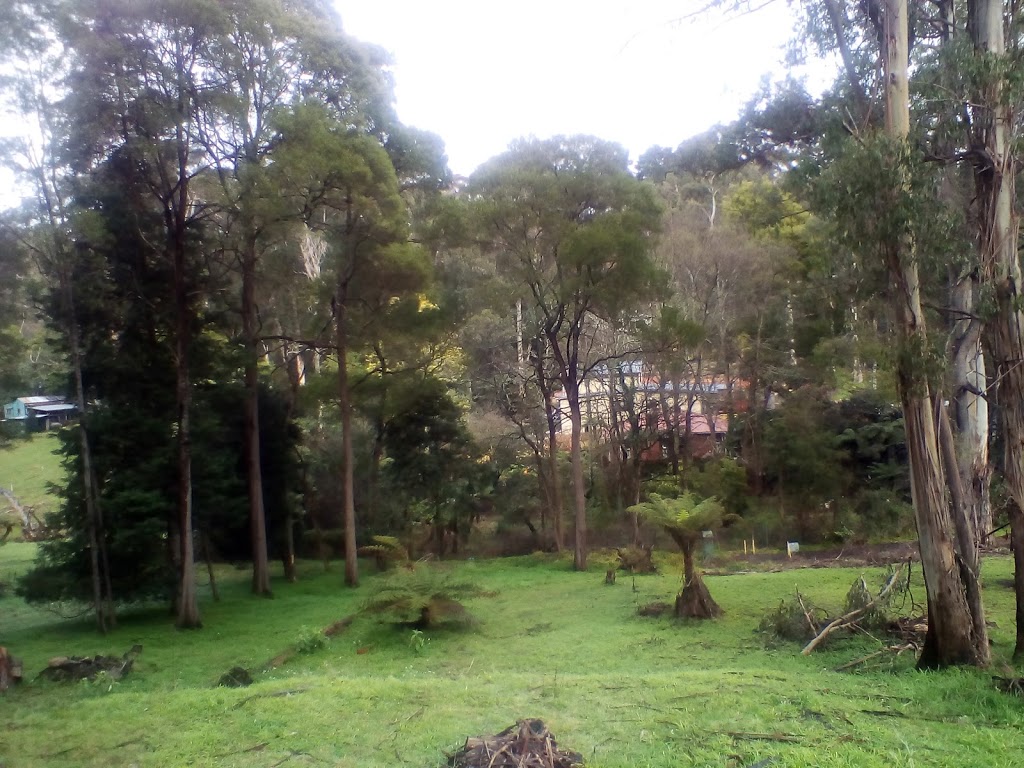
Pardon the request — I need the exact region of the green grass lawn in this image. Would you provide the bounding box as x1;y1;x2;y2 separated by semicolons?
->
0;432;63;513
2;544;1023;768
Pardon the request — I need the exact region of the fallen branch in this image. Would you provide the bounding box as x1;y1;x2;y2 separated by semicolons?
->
802;564;906;655
796;592;818;637
722;731;801;743
232;687;310;710
834;643;916;671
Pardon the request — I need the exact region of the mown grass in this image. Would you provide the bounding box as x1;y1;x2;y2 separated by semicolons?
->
3;542;1024;768
0;432;63;512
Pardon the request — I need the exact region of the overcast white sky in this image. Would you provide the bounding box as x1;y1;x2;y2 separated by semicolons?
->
0;2;828;208
335;0;826;175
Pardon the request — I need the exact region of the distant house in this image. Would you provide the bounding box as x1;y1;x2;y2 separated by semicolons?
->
552;361;740;460
2;396;77;431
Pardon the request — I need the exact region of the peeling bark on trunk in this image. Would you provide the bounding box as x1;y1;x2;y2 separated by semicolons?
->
970;0;1024;659
949;272;990;545
883;0;977;668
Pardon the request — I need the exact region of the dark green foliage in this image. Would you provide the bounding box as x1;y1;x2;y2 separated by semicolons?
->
381;376;491;555
18;380;298;605
361;563;486;628
689;458;749;517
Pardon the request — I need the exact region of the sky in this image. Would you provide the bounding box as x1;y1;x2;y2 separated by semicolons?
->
334;0;828;176
0;2;830;209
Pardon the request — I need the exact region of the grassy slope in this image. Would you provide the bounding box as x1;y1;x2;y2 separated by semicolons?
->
2;546;1023;768
0;432;63;513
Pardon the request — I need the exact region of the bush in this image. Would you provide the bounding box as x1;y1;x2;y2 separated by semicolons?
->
361;563;487;629
617;544;657;574
295;626;329;654
758;593;827;643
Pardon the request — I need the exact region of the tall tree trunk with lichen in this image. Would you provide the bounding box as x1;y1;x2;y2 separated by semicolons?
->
881;0;979;667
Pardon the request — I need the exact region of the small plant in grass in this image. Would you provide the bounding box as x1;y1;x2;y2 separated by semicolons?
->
361;562;486;628
79;670;119;695
628;492;731;619
295;626;329;654
357;535;409;571
408;629;428;654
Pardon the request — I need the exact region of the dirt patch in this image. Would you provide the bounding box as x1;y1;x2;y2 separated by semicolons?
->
447;719;583;768
706;542;921;575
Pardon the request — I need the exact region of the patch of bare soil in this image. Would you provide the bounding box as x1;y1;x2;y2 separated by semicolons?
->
447;719;583;768
706;542;921;575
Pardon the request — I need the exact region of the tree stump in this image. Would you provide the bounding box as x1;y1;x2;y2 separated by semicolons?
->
0;647;23;692
674;576;722;619
604;569;616;585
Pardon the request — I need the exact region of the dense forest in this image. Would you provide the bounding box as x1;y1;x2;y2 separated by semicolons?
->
1;0;1023;672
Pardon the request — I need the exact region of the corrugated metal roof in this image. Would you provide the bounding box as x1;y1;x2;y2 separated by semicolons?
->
19;395;66;405
28;403;76;414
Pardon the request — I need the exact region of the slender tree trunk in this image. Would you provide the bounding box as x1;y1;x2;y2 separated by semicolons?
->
538;358;564;551
201;529;220;603
283;511;297;583
173;234;200;629
970;0;1024;659
63;272;115;632
883;0;976;667
242;249;271;596
567;379;587;570
337;274;359;587
545;400;564;551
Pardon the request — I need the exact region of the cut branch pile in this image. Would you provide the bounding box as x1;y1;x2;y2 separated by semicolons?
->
447;719;584;768
802;564;906;655
38;644;141;682
0;488;51;540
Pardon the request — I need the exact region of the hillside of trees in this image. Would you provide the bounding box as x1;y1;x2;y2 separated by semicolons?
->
2;0;1024;671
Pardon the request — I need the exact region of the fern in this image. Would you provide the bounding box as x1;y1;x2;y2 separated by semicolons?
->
361;563;486;628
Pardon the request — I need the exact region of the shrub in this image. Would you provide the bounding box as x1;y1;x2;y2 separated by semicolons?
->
295;626;329;654
758;593;827;643
617;544;657;574
361;563;487;628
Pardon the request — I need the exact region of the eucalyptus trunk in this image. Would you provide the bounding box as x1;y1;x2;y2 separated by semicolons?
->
883;0;978;667
949;273;990;545
970;0;1023;659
